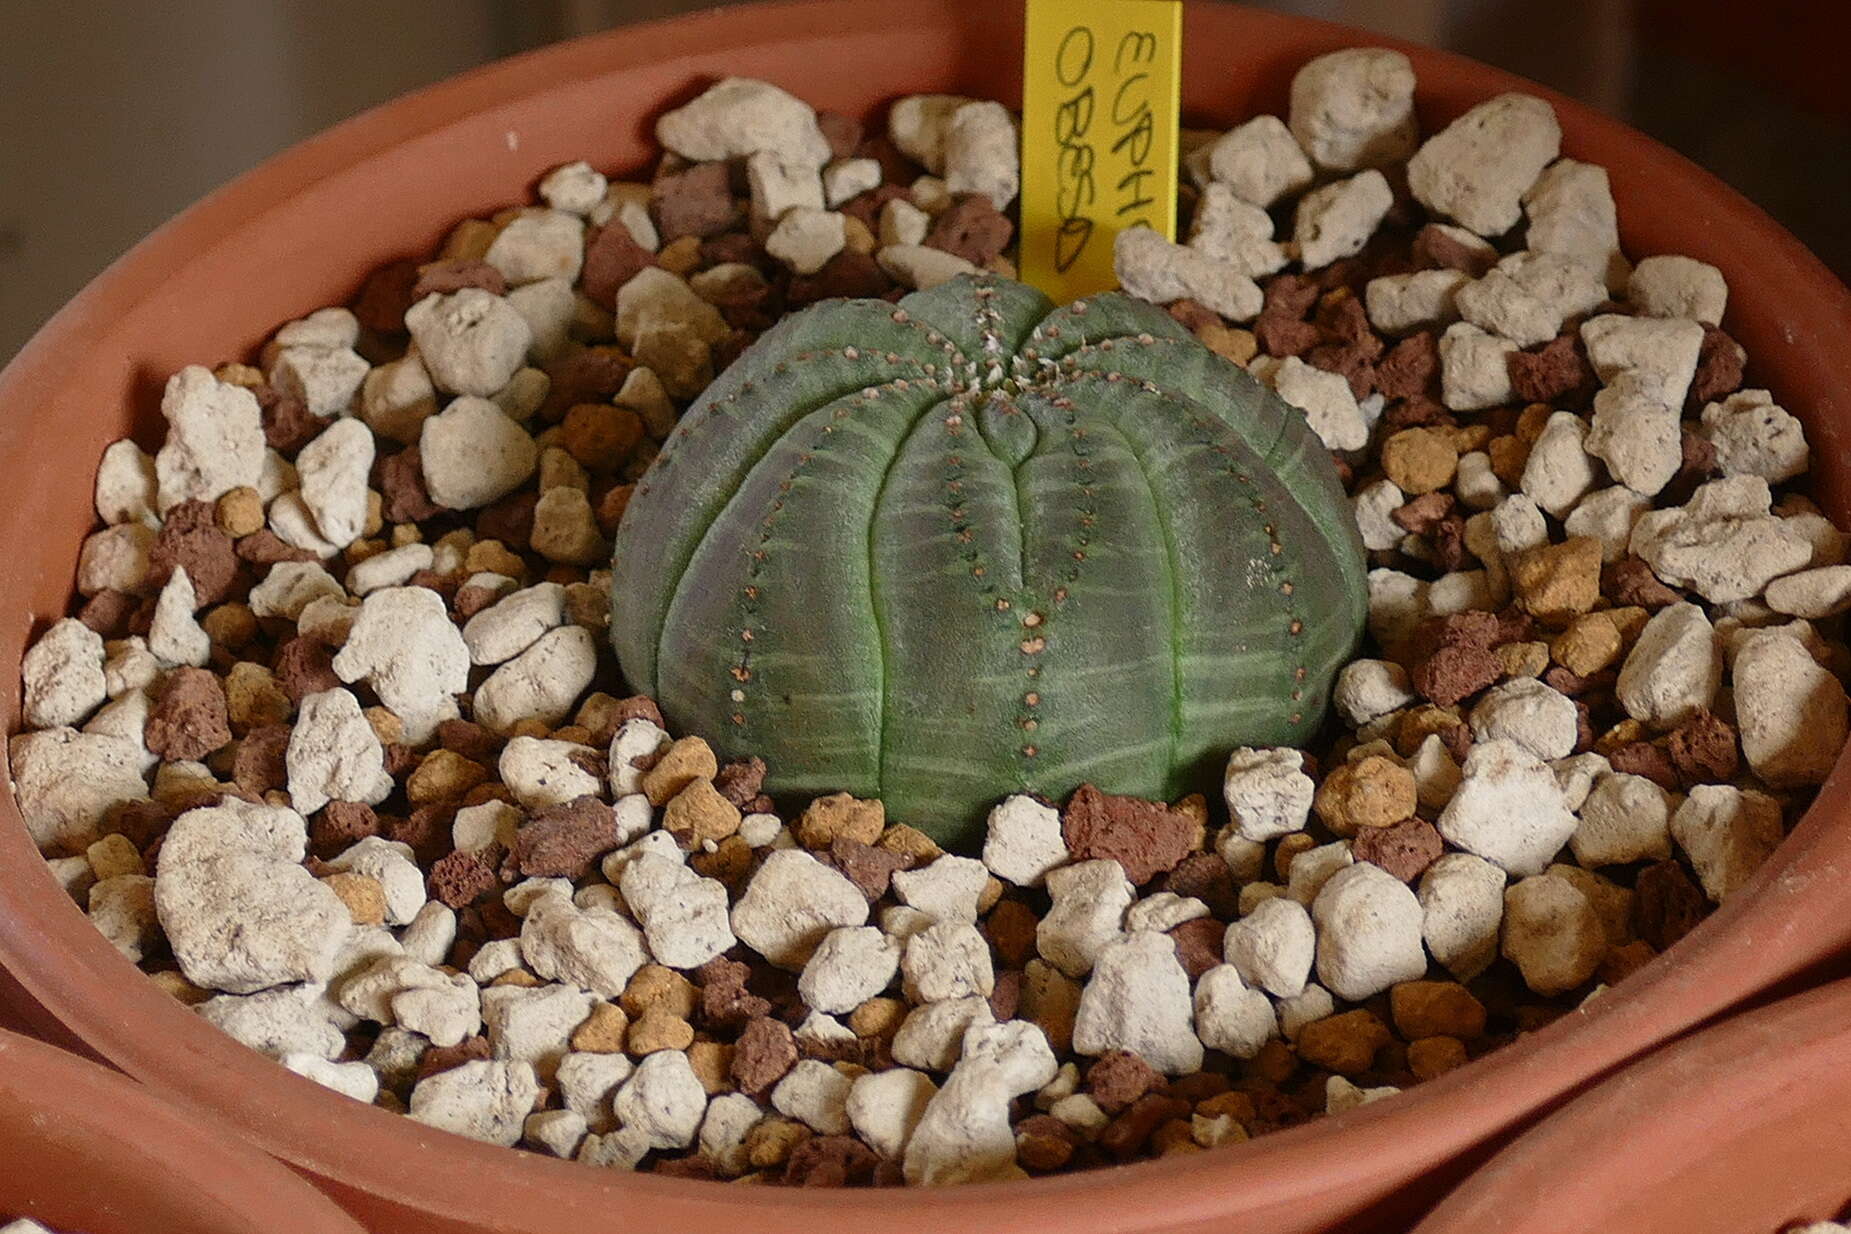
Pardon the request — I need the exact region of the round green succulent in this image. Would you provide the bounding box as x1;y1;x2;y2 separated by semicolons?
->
611;275;1366;851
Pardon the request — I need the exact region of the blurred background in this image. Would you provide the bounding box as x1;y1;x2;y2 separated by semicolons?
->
1;0;1844;361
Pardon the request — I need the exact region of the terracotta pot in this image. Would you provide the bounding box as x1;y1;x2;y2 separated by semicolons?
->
0;2;1846;1232
1412;979;1851;1233
0;1027;366;1234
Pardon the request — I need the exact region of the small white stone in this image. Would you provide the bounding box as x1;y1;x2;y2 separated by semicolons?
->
473;625;599;735
1580;314;1704;409
196;984;344;1060
1407;93;1562;237
1502;873;1605;996
1630;476;1813;604
485;210;584;287
147;566;210;669
1192;964;1278;1059
1223;895;1315;998
1187;183;1289;278
823;156;883;209
1326;1075;1402;1115
888;94;973;173
7;727;148;854
1334;661;1416;729
800;926;901;1015
88;874;159;961
1571;772;1673;868
1293;169;1393;270
1270;355;1368;451
524;1108;589;1158
1628;254;1727;325
879;198;931;248
891;996;994;1073
21;618;106;729
1037;859;1133;978
1352;480;1407;552
877;243;978;291
1438;739;1577;876
95;439;159;526
1286;839;1354;906
1565;485;1651;563
154;366;266;513
656;77;831;167
282;1052;379;1104
405;290;532;399
419;395;538;510
1288;48;1417;172
1700;390;1808;483
618;853;735;968
1671;784;1786;902
892;854;989;922
286;689;393;814
1205;115;1314;207
699;1092;764;1176
1276;983;1337;1041
1523;160;1627;289
903;1020;1054;1186
1470;678;1578;761
772;1059;854;1135
1125;892;1208;935
903;920;994;1003
481;983;595;1079
1312;863;1427;1001
1520;410;1599;519
1113;227;1263;322
1733;629;1849;788
331;587;470;743
325;836;425;925
1072;930;1203;1074
410;1059;541;1146
1766;566;1851;619
1587;370;1681;497
539;161;608;215
1439;322;1519;412
848;1067;937;1160
498;736;601;808
731;849;869;969
1364;269;1469;335
944;100;1019;210
766;207;848;275
1615;602;1721;730
77;524;155;596
518;892;647;999
981;794;1067;886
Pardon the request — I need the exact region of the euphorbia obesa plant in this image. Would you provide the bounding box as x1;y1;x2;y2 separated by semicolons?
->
612;275;1366;850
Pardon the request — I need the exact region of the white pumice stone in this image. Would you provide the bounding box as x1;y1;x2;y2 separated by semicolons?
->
1469;678;1579;761
448;800;518;853
903;920;995;1003
981;794;1067;886
481;983;595;1079
1288;47;1417;172
285;688;393;814
399;901;458;968
765;207;848;275
903;1020;1056;1185
95;438;159;527
1629;476;1813;604
268;492;342;559
1364;269;1469;335
1037;859;1134;978
473;625;600;735
800;926;901;1015
7;727;148;854
773;1059;855;1135
891;996;995;1073
418;395;539;509
557;1049;633;1133
1333;661;1417;729
155;799;348;994
888;94;974;174
538;161;607;215
1564;485;1651;562
1113;227;1264;322
607;717;671;797
1223;894;1315;998
524;1108;589;1159
944;100;1020;210
1275;982;1337;1041
1586;369;1682;497
1733;629;1849;788
344;543;430;597
1286;840;1354;906
485;210;585;286
1671;784;1786;903
1186;183;1289;278
518;891;648;998
1438;740;1578;877
1700;390;1809;483
88;874;159;961
877;244;979;291
461;583;567;666
196;983;345;1061
1270;355;1369;451
295;417;375;547
77;524;156;596
1572;772;1674;868
879;198;931;248
324;836;426;925
1072;930;1203;1074
1501;873;1606;996
21;618;106;729
1615;602;1721;729
823;156;882;209
497;736;601;808
891;854;989;922
1438;322;1519;412
1628;254;1728;325
617;852;736;969
1519;410;1599;519
409;1059;541;1147
1409;734;1464;811
1407;93;1562;237
154;366;267;513
1125;892;1209;935
699;1092;764;1176
1311;863;1427;1001
1766;566;1851;619
147;567;210;668
1205;115;1314;207
1580;314;1704;409
848;1067;937;1161
1353;480;1408;552
1217;828;1267;885
656;76;831;167
506;278;577;361
281;1052;380;1104
248;561;342;621
405;290;532;398
1193;963;1278;1059
1326;1075;1402;1114
1292;169;1393;270
1522;159;1627;289
731;849;870;969
331;587;469;743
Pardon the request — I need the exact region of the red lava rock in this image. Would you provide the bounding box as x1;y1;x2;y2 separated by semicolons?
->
788;249;895;306
437;719;501;764
230;723;291;796
376;447;444;524
235;530;317;566
416;1035;492;1082
507;796;618;880
1607;741;1679;791
144;667;232;761
540;348;632;421
1373;331;1439;401
1633;859;1708;951
1085;1050;1164;1115
580;222;657;309
697;956;772;1028
477;491;538;551
1263;273;1321;319
732;1015;798;1098
826;837;912;901
1305;340;1376;400
1687;325;1746;409
1168;916;1224;980
983;898;1040;969
1391;490;1455;536
784;1134;881;1187
148;500;242;606
1061;783;1196;886
411;258;506;300
310;801;381;861
77;589;138;637
1412;643;1499;708
652;161;741;241
1254;311;1321;358
1315;292;1376;349
427;846;501;909
1099;1093;1192;1160
262;394;323;454
351;258;421;334
273;637;341;703
1668;709;1740;786
1161;851;1239;919
1604;556;1683;609
714;757;768;809
387;804;456;867
1351;817;1445;882
452;582;501;620
1381;394;1453;432
1508;332;1599;407
1431;512;1470;572
1411;223;1496;277
925;196;1015;265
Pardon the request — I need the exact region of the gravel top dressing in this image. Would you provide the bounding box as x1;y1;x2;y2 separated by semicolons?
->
10;45;1850;1189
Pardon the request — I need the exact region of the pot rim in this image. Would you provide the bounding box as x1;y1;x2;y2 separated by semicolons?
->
0;2;1848;1230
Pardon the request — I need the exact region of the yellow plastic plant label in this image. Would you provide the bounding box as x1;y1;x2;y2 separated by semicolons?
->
1018;0;1183;303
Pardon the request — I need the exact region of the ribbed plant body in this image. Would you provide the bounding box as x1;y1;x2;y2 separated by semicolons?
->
611;275;1366;851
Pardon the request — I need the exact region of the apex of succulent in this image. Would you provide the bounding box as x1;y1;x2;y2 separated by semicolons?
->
612;274;1367;851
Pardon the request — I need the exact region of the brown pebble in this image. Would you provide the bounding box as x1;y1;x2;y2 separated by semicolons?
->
1295;1010;1392;1074
1062;783;1196;886
1313;755;1417;835
1390;981;1487;1040
1350;816;1444;882
1407;1035;1469;1080
1510;537;1603;626
641;736;719;807
732;1016;799;1098
664;778;742;848
1086;1050;1164;1115
144;667;232;762
149;500;242;606
322;871;387;925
